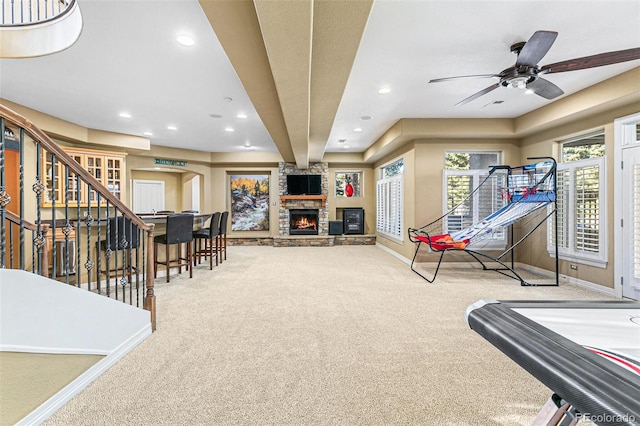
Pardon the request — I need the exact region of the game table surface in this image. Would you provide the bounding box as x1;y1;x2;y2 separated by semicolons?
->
465;300;640;424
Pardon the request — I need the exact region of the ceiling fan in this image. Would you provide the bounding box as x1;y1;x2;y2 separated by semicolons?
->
429;30;640;106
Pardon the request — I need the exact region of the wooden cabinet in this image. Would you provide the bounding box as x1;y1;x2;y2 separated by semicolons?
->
43;147;126;206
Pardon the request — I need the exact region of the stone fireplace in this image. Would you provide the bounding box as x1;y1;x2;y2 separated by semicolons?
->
279;162;329;236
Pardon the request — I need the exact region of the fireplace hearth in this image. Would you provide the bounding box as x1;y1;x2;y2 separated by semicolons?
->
289;209;319;235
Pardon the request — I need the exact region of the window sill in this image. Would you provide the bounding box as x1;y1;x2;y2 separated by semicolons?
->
547;250;607;269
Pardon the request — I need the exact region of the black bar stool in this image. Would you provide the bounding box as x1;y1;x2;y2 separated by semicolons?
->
97;216;140;284
153;213;194;282
218;211;229;263
193;211;221;270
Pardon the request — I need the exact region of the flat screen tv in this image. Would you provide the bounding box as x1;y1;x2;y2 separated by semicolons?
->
287;174;322;195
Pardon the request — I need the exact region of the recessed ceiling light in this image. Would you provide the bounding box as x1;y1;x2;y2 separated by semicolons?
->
176;35;195;46
353;128;362;132
225;127;234;132
209;113;223;119
237;113;247;119
167;125;178;130
338;139;346;143
143;132;153;136
361;116;372;120
119;112;131;118
224;97;233;102
377;87;391;94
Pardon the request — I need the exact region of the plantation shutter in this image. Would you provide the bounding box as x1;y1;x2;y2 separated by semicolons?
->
548;158;605;265
575;164;600;253
634;164;640;278
376;174;403;240
553;169;570;250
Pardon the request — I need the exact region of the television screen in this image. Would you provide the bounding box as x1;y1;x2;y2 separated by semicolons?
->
307;175;321;195
287;175;322;195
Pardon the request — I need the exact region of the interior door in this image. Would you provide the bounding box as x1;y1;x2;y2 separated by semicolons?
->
622;145;640;300
3;148;20;268
132;180;165;214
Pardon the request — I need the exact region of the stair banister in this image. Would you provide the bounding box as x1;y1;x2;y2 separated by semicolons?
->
0;103;157;330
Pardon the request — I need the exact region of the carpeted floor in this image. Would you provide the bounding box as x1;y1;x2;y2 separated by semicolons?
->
40;245;610;425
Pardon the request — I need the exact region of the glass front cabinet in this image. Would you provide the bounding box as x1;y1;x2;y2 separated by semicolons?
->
42;147;126;207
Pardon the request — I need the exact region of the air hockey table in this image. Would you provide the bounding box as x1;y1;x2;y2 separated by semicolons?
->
465;300;640;425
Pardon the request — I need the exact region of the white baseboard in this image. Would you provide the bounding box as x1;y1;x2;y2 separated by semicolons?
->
392;251;617;297
558;274;617;297
16;325;152;426
376;243;411;265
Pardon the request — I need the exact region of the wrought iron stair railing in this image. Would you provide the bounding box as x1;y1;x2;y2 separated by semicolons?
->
1;103;157;330
0;0;83;58
1;0;75;26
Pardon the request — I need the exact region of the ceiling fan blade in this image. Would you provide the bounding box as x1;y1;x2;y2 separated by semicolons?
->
455;83;501;106
429;74;499;83
516;30;558;67
540;47;640;74
527;77;564;100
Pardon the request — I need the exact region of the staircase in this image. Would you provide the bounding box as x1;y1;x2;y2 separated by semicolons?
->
0;0;83;57
1;103;157;330
1;102;158;423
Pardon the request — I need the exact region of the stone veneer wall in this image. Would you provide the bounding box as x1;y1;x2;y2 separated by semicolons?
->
278;162;329;236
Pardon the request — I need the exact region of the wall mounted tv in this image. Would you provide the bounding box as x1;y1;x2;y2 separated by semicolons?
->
287;174;322;195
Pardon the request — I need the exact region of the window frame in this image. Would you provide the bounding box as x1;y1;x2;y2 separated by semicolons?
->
548;156;608;268
442;169;507;250
442;151;505;250
376;158;404;242
334;170;363;198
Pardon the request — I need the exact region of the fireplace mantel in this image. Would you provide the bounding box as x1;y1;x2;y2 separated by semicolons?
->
280;194;327;207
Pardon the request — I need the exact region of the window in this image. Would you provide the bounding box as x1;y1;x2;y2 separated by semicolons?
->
548;131;607;267
376;159;403;240
382;159;404;178
335;171;362;197
443;152;505;248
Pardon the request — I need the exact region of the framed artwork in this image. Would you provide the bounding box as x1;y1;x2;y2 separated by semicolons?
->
230;174;270;231
335;171;362;197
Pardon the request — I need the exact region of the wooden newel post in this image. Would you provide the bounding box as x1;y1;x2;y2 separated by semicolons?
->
144;225;156;331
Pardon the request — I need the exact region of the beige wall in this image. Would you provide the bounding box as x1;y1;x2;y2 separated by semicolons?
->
4;68;639;292
373;139;521;262
371;97;638;290
517;102;640;289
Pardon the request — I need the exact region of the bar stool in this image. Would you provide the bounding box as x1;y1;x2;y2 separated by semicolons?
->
218;211;229;263
153;213;194;282
193;211;221;270
97;216;140;283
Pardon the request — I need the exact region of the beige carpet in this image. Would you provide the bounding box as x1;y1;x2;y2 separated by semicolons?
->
40;245;610;425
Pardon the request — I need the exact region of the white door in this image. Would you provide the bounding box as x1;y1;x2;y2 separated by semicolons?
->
132;180;165;213
622;145;640;300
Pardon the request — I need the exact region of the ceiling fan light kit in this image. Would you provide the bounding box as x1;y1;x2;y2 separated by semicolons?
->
430;30;640;106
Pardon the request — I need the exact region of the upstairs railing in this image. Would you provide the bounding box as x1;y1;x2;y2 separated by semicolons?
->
0;0;82;58
1;0;74;26
0;104;157;330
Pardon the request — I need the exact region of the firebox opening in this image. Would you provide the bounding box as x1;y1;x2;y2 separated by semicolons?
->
289;209;319;235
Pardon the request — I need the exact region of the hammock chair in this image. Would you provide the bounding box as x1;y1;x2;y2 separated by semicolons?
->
408;157;559;286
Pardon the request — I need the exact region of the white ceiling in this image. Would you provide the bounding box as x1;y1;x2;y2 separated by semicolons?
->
1;0;639;162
